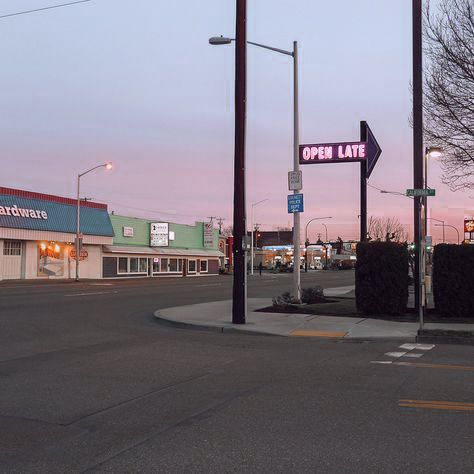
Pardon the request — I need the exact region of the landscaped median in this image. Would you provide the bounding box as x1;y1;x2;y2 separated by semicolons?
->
153;296;474;341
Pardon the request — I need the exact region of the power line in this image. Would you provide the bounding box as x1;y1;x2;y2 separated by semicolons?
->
0;0;92;20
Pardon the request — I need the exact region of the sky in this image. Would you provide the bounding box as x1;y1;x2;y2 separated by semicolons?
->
0;0;472;243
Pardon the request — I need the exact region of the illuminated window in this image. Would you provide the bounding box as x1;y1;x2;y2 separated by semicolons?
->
200;260;208;272
3;241;21;256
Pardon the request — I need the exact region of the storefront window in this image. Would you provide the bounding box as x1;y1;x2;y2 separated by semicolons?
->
129;258;139;273
139;258;148;273
200;260;208;273
153;259;160;273
160;258;168;272
169;258;178;272
37;242;64;277
188;259;196;273
3;241;21;256
178;259;183;272
118;257;128;273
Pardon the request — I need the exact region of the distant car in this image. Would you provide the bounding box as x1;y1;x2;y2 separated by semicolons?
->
337;259;356;270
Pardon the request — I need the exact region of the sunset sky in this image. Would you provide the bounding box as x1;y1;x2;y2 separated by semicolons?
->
1;0;472;243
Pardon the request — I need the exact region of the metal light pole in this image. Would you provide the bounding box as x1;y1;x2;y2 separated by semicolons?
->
321;223;328;242
75;162;112;281
304;217;332;272
209;35;300;300
433;224;459;244
250;198;268;275
428;217;445;242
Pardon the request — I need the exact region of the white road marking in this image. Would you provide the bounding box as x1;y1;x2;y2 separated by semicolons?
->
195;283;222;287
64;291;116;297
89;283;113;286
385;352;408;358
402;353;423;358
400;343;435;351
371;361;393;365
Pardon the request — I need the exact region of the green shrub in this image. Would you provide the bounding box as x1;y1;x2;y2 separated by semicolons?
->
301;286;325;304
355;242;409;315
272;291;296;308
432;244;474;319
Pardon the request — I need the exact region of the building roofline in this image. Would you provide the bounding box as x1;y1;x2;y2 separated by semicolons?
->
0;186;107;210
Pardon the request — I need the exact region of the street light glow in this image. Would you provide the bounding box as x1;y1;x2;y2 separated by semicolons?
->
105;162;113;170
426;146;443;159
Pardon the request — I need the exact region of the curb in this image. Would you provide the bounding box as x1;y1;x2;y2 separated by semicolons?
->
417;329;474;346
154;310;419;341
153;310;281;337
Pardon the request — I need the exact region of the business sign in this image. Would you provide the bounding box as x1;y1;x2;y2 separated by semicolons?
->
123;226;134;237
288;193;304;213
150;222;169;247
299;123;382;177
0;203;48;220
204;222;214;248
464;219;474;233
70;249;88;261
288;170;302;191
406;188;436;197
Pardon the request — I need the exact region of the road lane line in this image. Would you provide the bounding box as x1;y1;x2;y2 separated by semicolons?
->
64;291;117;297
398;400;474;412
385;352;408;358
400;399;474;407
371;361;474;371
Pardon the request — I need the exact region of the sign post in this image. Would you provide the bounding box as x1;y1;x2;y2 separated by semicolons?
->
299;121;382;243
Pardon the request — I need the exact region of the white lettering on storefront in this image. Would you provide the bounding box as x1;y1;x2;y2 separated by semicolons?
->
0;204;48;219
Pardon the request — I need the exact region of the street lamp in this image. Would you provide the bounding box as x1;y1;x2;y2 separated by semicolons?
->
427;217;445;242
75;162;112;281
424;146;443;237
210;35;301;301
433;223;459;244
250;198;268;275
304;217;332;272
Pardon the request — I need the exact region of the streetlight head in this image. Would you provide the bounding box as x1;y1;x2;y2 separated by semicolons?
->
105;162;113;170
209;36;233;45
426;146;443;159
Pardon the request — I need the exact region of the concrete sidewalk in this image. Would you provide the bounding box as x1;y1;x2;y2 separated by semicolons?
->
154;297;474;341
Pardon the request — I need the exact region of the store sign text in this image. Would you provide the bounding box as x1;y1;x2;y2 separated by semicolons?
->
300;142;366;162
0;204;48;220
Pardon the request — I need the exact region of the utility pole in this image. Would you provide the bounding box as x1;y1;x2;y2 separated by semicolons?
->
413;0;424;329
232;0;247;324
216;217;225;234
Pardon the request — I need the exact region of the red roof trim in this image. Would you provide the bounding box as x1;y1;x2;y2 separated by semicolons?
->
0;187;108;210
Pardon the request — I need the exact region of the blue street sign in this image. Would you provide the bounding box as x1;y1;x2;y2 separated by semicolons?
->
288;193;304;213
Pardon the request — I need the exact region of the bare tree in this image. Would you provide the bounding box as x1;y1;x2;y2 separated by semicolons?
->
423;0;474;190
368;216;408;242
220;225;233;237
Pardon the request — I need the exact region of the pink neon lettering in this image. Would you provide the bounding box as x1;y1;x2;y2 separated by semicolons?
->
302;147;311;160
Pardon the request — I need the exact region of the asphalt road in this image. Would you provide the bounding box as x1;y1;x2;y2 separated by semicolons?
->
0;272;473;473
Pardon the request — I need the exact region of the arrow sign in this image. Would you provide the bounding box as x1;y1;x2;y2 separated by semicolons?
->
299;122;382;177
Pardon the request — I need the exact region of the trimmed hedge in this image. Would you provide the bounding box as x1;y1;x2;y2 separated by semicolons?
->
356;242;409;315
433;244;474;319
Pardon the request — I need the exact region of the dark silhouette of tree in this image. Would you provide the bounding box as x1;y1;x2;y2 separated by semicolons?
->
423;0;474;190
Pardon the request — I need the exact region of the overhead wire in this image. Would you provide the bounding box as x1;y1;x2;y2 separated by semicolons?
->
0;0;92;20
